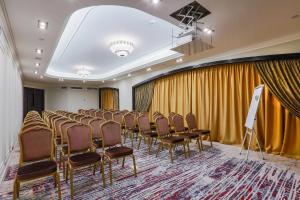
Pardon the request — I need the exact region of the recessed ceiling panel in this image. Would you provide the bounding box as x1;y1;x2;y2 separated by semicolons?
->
46;5;188;80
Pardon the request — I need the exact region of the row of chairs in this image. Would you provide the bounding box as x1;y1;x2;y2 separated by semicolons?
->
42;110;137;199
13;111;61;200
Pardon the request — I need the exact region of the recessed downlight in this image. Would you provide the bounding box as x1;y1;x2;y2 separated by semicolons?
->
35;62;40;67
176;58;183;63
203;27;213;34
40;75;44;79
102;80;105;83
152;0;160;4
34;70;38;75
146;67;152;72
35;48;43;54
128;73;131;77
58;77;64;82
113;78;116;81
38;20;48;30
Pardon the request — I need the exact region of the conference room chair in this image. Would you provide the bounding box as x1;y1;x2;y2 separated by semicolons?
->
103;111;113;121
123;112;139;147
172;114;202;155
96;110;103;118
59;120;79;177
137;115;158;153
74;114;85;121
81;116;94;124
186;113;213;149
65;123;105;199
168;112;176;133
89;117;106;149
113;112;123;124
13;126;61;200
100;120;137;185
155;116;187;163
21;121;48;133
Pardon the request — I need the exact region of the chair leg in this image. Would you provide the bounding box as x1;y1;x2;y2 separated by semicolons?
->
154;138;157;145
156;142;162;157
183;143;187;158
132;155;137;177
53;173;57;187
130;132;133;147
149;137;153;153
70;167;74;199
209;134;213;147
137;135;142;149
197;138;201;152
101;160;106;187
57;172;62;200
65;163;69;183
93;163;97;175
169;145;173;163
123;132;127;143
109;160;113;186
122;157;125;168
186;141;190;157
200;136;204;150
13;179;18;200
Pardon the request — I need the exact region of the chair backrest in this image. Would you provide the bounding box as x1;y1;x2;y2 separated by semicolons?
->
95;111;103;118
19;126;53;163
100;121;121;147
66;124;92;154
138;115;151;132
89;118;106;139
124;113;135;129
186;113;197;130
21;122;48;133
103;111;113;121
74;114;84;121
61;121;78;144
54;117;67;136
81;116;94;124
172;114;185;132
168;112;176;127
155;116;169;138
113;112;123;124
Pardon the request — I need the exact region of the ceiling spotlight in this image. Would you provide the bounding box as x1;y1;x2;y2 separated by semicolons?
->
35;48;43;54
58;77;64;82
83;80;86;83
35;62;40;67
128;73;131;77
146;67;152;72
113;78;116;81
110;40;134;57
38;20;48;30
40;75;44;79
102;80;105;83
34;70;38;75
176;58;183;63
203;27;213;34
152;0;160;4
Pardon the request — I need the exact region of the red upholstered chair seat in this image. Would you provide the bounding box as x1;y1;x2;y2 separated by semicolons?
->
105;146;133;158
143;130;158;137
161;136;184;144
180;132;200;139
192;129;210;134
17;160;57;180
69;152;101;167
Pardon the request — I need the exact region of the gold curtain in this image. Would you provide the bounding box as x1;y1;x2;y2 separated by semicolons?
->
101;88;119;110
149;62;300;159
255;59;300;118
135;81;155;112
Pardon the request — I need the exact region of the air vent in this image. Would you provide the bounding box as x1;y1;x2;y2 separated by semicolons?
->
61;86;68;89
87;88;98;90
70;87;83;90
170;1;211;26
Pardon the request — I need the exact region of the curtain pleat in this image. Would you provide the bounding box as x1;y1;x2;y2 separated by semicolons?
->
148;62;300;159
101;89;119;110
255;59;300;118
134;82;155;112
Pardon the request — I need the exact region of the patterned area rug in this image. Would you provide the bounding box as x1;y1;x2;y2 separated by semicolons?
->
0;140;300;199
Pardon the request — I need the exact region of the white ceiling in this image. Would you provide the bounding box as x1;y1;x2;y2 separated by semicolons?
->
3;0;300;85
46;5;186;81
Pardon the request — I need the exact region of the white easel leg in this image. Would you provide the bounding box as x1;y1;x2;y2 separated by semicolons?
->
239;130;248;155
246;130;253;160
254;130;264;160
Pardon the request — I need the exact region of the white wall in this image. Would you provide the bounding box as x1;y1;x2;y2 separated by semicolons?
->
0;23;23;174
46;87;99;112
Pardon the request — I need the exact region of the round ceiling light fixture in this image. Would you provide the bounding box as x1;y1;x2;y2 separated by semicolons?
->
110;40;134;57
77;67;90;78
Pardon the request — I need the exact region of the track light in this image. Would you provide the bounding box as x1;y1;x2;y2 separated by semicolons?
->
203;27;213;34
176;58;183;63
146;67;152;72
35;48;43;54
